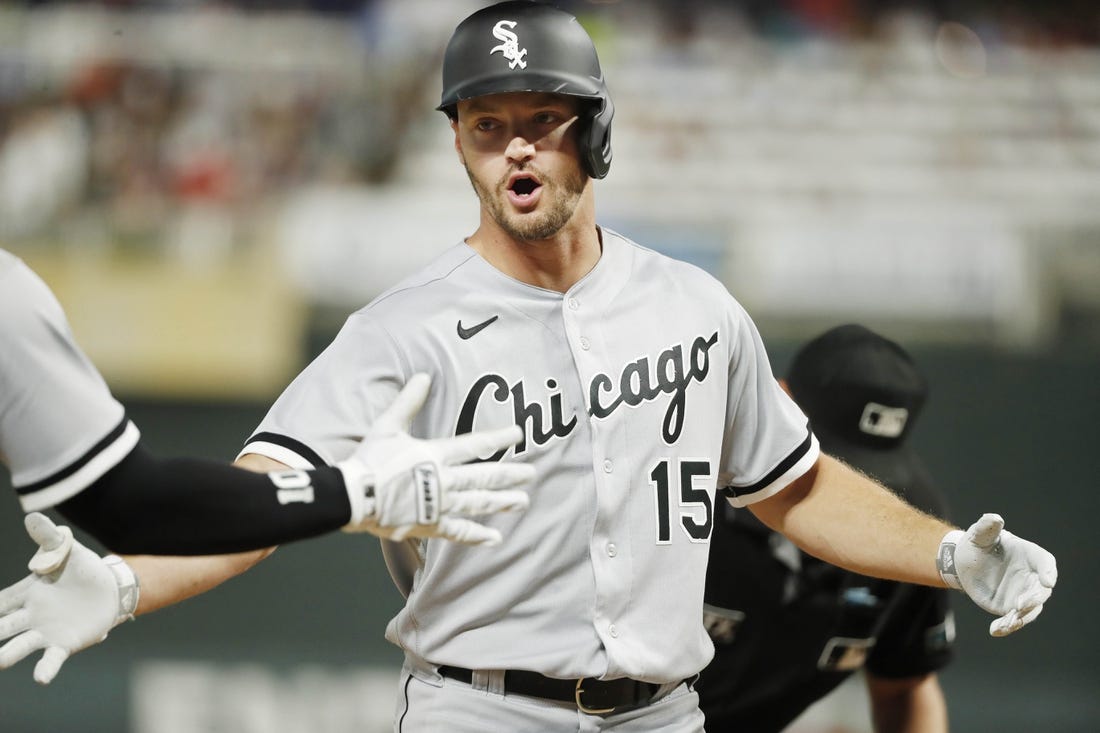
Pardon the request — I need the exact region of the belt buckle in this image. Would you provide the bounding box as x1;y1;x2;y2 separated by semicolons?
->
575;677;616;715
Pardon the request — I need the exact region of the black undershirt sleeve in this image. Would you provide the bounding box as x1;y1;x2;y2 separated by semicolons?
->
55;444;352;555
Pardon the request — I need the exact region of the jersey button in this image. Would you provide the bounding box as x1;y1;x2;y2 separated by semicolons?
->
568;297;579;310
607;543;617;557
603;459;613;473
580;337;591;350
609;624;619;638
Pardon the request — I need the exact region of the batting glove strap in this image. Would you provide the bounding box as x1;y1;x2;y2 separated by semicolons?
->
101;555;140;624
936;529;966;590
336;459;377;529
330;375;531;545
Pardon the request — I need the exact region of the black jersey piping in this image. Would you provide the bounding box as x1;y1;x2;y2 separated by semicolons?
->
244;432;328;468
16;415;131;495
720;424;814;499
397;672;414;732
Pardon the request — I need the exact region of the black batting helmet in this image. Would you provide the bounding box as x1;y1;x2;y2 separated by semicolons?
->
437;0;614;179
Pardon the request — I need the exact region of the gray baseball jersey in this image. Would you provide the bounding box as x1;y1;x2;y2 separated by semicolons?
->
0;250;139;512
241;228;818;684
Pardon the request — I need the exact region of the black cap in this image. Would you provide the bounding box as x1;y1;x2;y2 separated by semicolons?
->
787;324;932;494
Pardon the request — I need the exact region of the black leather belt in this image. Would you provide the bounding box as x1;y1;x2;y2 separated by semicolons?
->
438;665;679;715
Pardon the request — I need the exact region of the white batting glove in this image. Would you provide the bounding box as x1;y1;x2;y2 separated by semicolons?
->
937;513;1057;637
0;513;139;684
338;373;534;546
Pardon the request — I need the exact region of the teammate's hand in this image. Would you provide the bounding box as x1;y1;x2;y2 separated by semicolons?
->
937;513;1057;636
0;513;139;684
338;373;534;545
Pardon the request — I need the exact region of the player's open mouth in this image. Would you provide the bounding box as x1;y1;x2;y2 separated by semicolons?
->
506;172;543;210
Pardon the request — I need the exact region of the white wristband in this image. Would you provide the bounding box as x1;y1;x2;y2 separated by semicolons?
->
337;460;377;528
936;529;965;590
102;554;140;623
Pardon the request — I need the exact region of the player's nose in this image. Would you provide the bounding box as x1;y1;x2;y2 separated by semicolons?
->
505;135;536;164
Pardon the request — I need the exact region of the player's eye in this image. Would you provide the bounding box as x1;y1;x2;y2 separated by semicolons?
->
474;118;501;132
533;111;564;125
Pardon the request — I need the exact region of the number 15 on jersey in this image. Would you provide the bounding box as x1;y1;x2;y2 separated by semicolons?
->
651;459;713;544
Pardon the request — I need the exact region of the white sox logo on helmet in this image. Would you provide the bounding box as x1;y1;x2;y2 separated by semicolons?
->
490;20;528;69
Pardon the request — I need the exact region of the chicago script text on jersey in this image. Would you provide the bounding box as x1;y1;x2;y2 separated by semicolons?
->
455;331;720;457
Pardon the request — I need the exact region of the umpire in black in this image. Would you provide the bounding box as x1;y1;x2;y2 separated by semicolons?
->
697;324;954;732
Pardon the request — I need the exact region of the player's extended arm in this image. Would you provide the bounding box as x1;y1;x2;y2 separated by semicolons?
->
0;374;534;683
750;455;950;585
750;454;1057;636
866;672;948;733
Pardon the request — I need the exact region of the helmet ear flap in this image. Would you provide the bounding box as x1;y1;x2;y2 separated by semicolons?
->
583;95;614;179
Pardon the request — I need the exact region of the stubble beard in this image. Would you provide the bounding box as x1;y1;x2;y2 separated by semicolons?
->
465;162;587;242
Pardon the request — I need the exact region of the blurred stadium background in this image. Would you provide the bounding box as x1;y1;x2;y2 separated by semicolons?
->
0;0;1097;730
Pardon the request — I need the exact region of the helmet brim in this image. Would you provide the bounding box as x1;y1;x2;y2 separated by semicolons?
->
437;71;606;112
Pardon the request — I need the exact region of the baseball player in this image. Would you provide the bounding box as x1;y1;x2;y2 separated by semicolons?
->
697;324;954;732
0;246;534;684
225;3;1057;731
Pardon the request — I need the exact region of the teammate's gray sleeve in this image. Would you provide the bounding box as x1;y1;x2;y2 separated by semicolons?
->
0;252;139;511
717;298;819;507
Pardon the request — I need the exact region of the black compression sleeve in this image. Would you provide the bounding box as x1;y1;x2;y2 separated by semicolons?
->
56;444;352;555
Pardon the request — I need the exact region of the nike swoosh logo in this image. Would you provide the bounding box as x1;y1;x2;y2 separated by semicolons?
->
457;315;499;340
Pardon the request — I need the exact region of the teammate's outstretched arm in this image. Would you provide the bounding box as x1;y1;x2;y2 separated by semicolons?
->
0;374;533;684
56;374;531;555
5;253;530;556
749;454;1057;636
